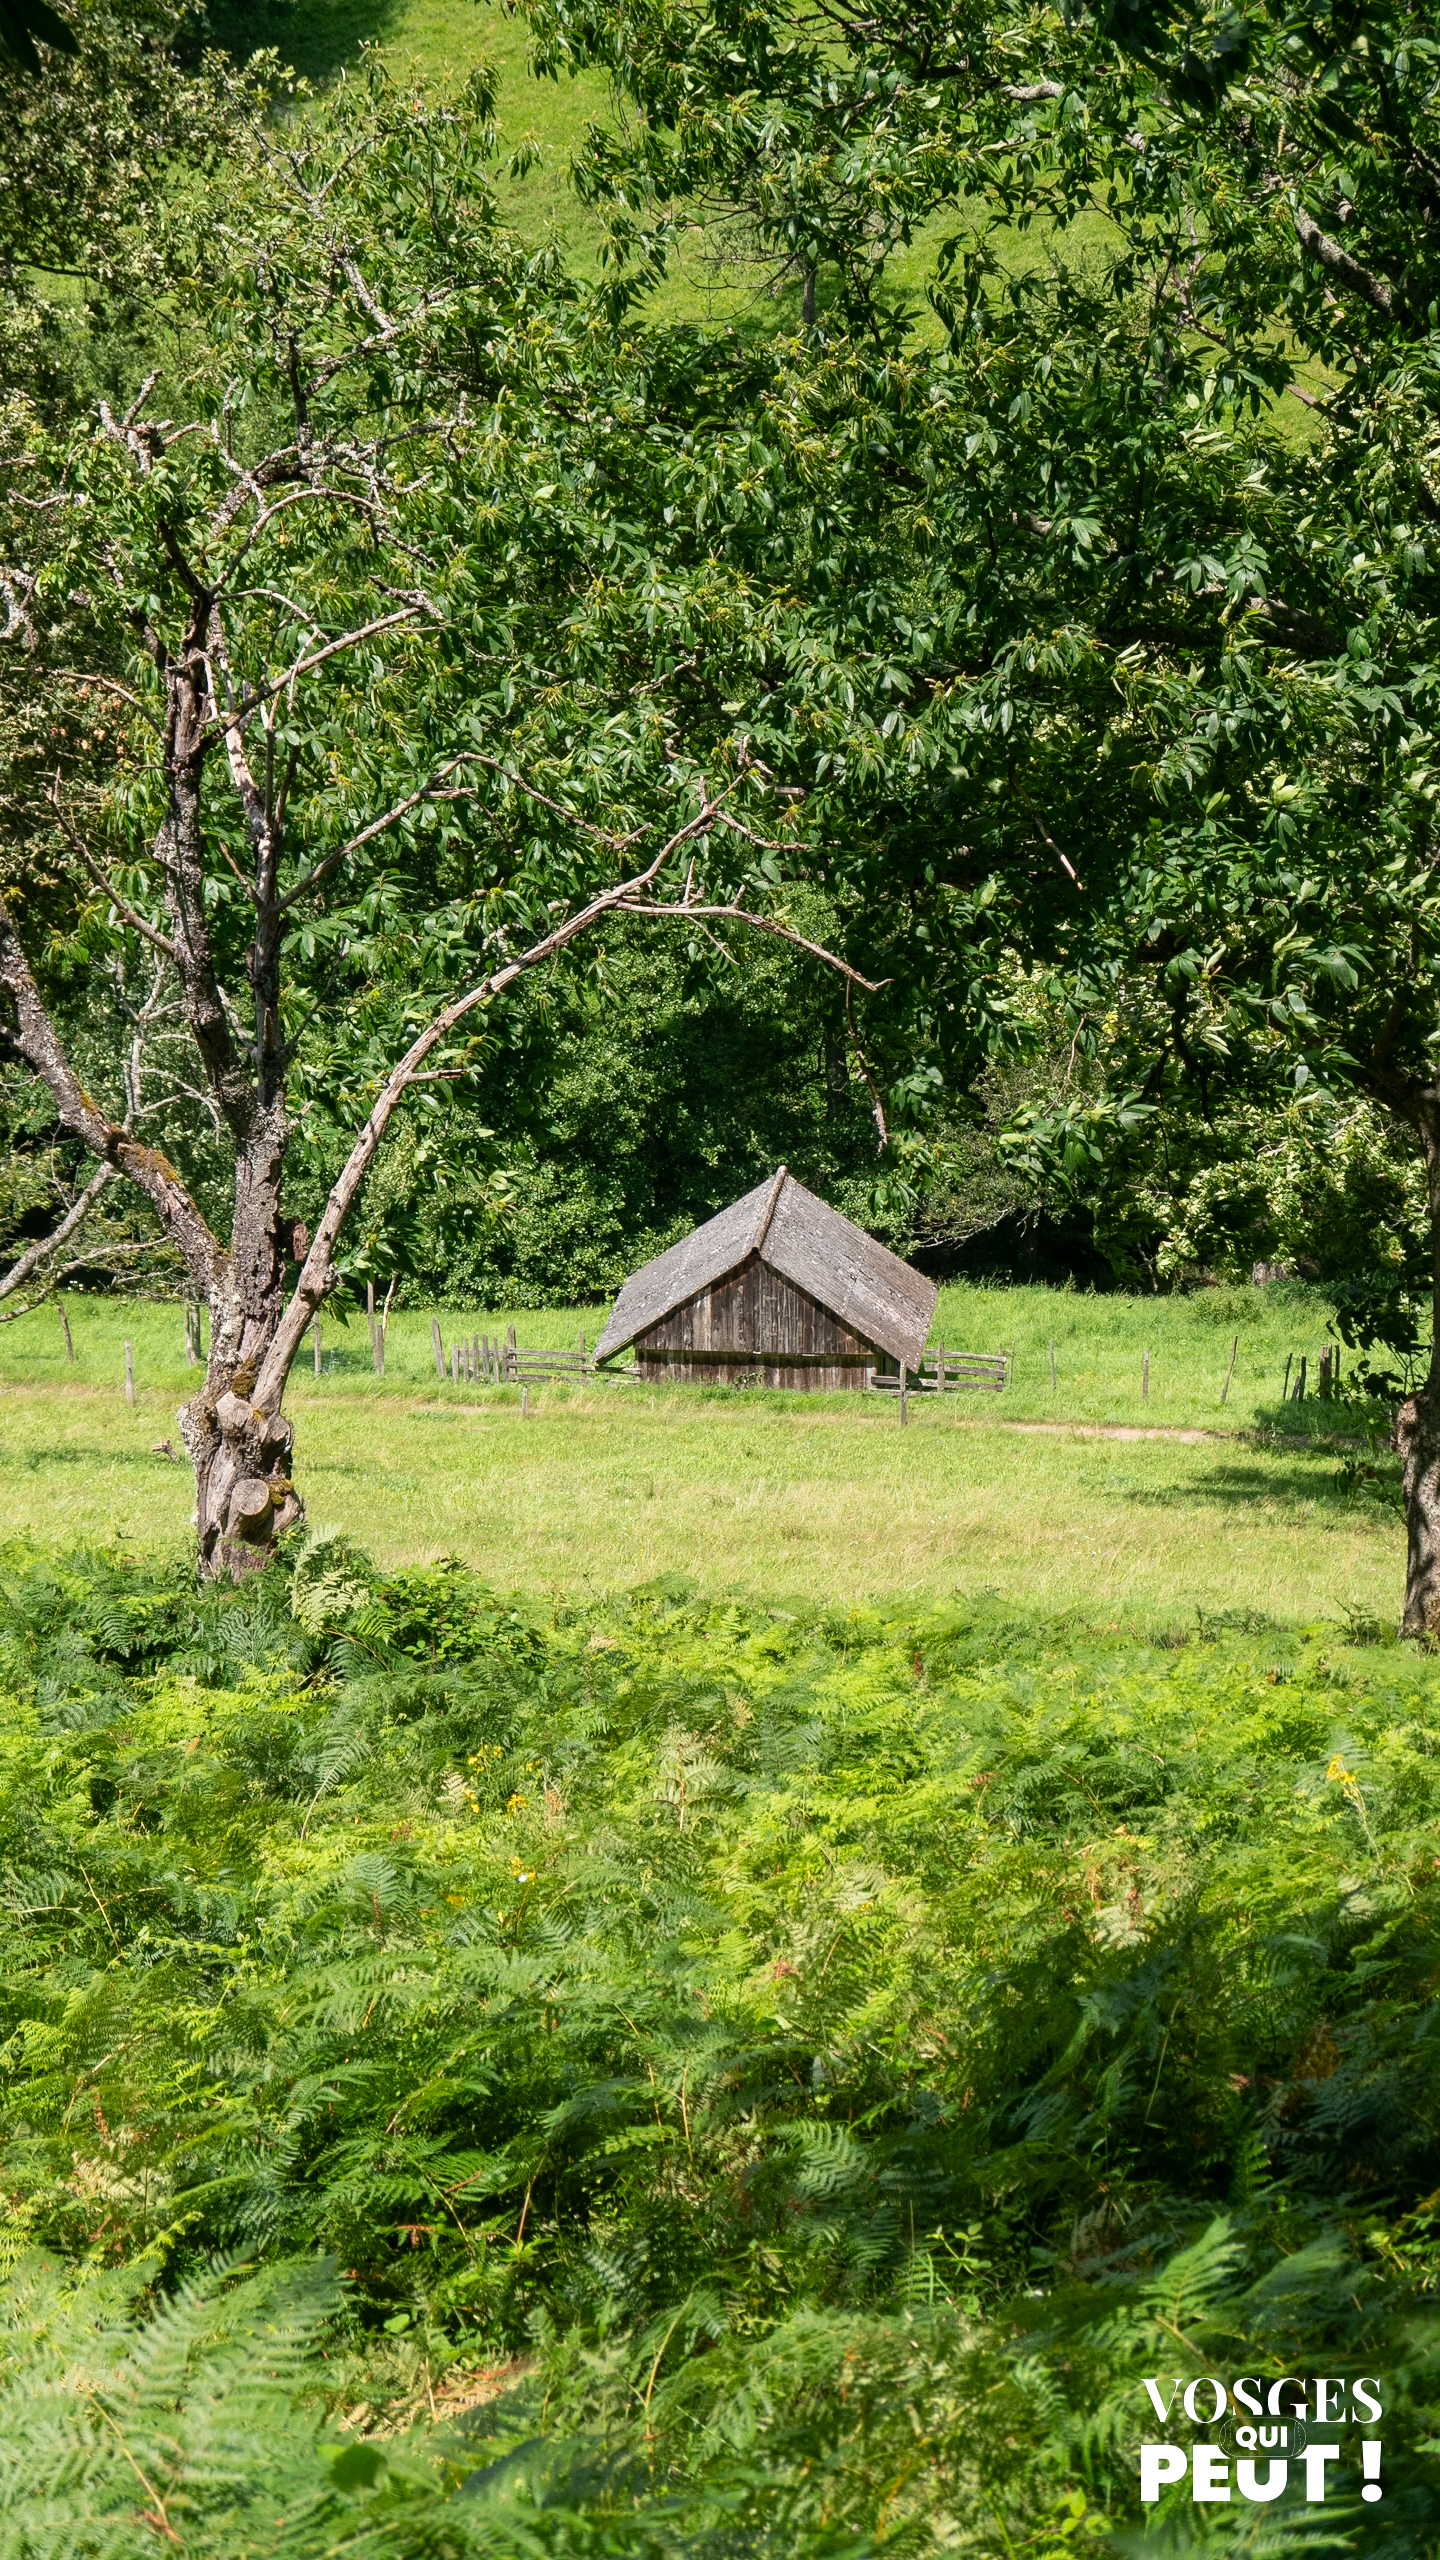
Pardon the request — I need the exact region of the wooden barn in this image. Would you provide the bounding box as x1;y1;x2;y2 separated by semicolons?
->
593;1167;937;1391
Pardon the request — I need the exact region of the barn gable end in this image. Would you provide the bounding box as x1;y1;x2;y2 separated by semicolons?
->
632;1253;875;1390
594;1169;936;1389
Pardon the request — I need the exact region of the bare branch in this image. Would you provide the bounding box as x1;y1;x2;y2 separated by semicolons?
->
254;798;879;1408
254;801;735;1407
846;978;889;1150
1293;204;1397;317
206;607;272;882
0;889;223;1288
278;748;645;913
0;1159;115;1306
278;760;483;911
613;896;885;989
258;603;430;715
54;671;159;727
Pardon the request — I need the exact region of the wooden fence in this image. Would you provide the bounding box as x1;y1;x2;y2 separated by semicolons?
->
869;1348;1011;1395
427;1325;1010;1396
430;1321;635;1386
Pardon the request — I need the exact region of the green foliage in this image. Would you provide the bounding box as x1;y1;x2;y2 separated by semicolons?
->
0;0;262;414
0;2252;460;2560
326;923;888;1308
1;1542;1438;2550
503;0;1440;1361
12;14;1440;1343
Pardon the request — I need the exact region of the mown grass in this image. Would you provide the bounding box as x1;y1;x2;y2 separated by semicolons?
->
0;1284;1401;1621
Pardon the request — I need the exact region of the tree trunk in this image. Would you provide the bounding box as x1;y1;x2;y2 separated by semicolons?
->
181;1305;304;1580
1397;1109;1440;1639
1397;1390;1440;1637
179;1108;303;1581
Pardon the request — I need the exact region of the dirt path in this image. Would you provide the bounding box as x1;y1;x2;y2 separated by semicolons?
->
977;1419;1363;1448
991;1420;1230;1444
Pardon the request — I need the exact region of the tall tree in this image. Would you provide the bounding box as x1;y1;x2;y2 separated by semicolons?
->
0;67;872;1576
525;0;1440;1628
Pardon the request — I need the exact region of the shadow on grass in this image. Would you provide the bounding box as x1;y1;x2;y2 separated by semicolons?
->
1124;1459;1388;1514
1251;1399;1386;1445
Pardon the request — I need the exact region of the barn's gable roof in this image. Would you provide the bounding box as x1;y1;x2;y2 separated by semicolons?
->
594;1168;936;1368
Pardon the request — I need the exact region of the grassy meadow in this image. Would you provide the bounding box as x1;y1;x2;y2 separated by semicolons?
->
0;1282;1400;1622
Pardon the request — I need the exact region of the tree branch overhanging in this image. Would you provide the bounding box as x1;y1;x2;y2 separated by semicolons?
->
252;790;878;1411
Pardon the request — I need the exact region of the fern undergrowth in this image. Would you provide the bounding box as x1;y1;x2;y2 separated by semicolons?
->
0;1536;1437;2555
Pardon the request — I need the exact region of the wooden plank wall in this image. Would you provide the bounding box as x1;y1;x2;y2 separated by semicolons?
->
632;1254;880;1391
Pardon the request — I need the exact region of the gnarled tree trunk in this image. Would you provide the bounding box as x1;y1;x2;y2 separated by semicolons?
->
182;1287;304;1579
179;1111;305;1580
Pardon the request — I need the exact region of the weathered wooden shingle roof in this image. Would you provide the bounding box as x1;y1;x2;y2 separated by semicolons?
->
594;1167;937;1368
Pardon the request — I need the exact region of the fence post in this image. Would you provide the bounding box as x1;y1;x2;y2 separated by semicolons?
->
521;1384;530;1417
507;1323;517;1383
1282;1353;1293;1401
1295;1355;1307;1403
58;1296;75;1363
936;1341;945;1394
579;1329;587;1379
431;1316;445;1380
1221;1333;1238;1405
124;1340;134;1405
